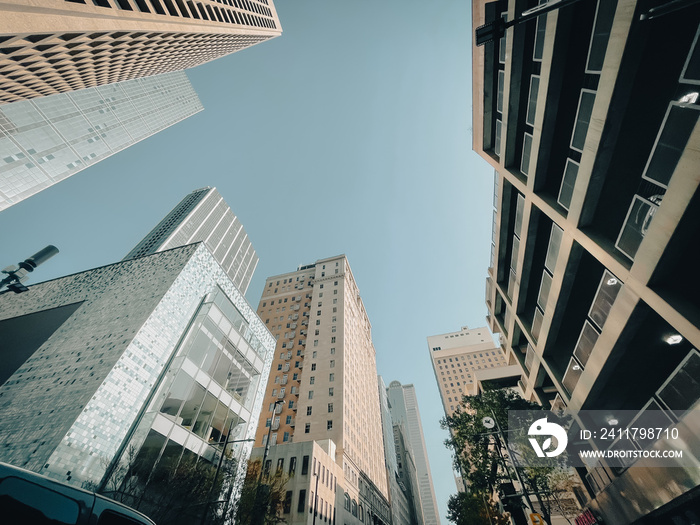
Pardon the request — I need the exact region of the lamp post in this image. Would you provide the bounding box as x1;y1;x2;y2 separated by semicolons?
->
1;245;59;293
312;469;319;525
199;418;255;525
251;399;284;525
258;399;284;484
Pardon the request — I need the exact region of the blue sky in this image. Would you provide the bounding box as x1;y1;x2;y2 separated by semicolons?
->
0;1;495;521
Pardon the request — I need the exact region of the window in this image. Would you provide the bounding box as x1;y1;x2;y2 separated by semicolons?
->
521;132;533;176
526;75;539;126
302;455;309;475
328;387;334;396
310;376;315;385
328;403;333;413
286;415;292;424
298;489;307;512
558;159;579;210
589;271;622;329
497;70;505;113
330;360;335;368
312;351;317;358
311;363;316;371
571;90;596;152
0;477;80;525
309;391;314;399
495;119;502;156
283;491;292;514
305;423;311;433
331;337;336;343
307;406;313;415
329;373;335;382
330;348;335;354
327;420;333;430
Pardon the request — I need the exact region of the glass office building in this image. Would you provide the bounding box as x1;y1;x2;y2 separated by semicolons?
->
0;243;274;500
0;71;202;211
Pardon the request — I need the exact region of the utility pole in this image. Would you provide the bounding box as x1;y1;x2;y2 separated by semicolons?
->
251;399;284;525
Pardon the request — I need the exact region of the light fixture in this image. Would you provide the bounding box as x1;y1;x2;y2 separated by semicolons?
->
607;418;618;426
665;334;683;345
679;92;699;104
572;364;581;371
606;277;618;286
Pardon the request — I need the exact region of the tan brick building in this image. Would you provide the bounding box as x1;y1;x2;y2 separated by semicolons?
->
253;255;390;525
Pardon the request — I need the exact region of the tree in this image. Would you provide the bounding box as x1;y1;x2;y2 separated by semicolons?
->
447;492;511;525
235;459;289;525
96;446;236;525
441;388;581;525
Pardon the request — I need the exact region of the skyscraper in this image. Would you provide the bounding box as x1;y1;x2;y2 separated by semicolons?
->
0;242;275;510
378;376;418;525
124;187;258;295
0;71;202;211
249;255;391;525
427;326;511;414
0;0;281;103
473;0;700;521
386;382;440;525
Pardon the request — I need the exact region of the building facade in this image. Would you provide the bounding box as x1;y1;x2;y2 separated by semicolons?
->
0;0;281;104
0;71;202;211
378;376;416;525
473;0;700;521
252;255;391;525
427;326;510;414
124;187;258;295
0;243;275;519
386;382;440;525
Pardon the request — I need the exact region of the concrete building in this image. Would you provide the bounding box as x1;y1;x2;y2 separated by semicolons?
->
252;255;391;525
473;0;700;522
378;376;416;525
386;382;440;525
0;243;275;512
124;187;258;295
0;71;202;211
427;326;510;414
0;0;281;104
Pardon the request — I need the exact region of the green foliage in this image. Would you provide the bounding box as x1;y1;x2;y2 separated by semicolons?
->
235;459;289;525
446;492;511;525
441;388;582;524
441;388;540;493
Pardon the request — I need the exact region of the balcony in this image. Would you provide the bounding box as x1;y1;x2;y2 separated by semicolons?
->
300;340;306;346
277;391;286;399
275;404;283;414
289;418;296;427
281;378;288;385
292;314;299;321
271;421;280;430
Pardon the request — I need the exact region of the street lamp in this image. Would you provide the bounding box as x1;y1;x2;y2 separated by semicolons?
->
1;245;59;293
258;400;284;484
251;399;284;525
312;469;320;525
200;415;255;525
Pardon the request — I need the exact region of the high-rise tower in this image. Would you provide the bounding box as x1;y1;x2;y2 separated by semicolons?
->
427;326;511;414
124;187;258;295
386;381;441;525
249;255;391;525
473;0;700;521
0;71;202;211
0;0;281;103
